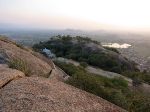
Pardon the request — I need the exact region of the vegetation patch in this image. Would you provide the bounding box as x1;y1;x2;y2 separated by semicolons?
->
76;36;101;45
104;46;120;54
122;71;150;85
38;72;50;78
12;41;24;49
54;60;150;111
8;58;29;76
54;60;129;109
33;35;131;74
79;62;88;68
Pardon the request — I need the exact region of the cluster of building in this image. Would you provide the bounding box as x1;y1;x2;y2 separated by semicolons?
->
118;47;150;73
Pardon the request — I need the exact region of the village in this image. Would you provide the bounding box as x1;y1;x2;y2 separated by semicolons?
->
118;46;150;73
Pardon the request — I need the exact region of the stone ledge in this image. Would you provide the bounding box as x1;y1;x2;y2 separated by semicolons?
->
0;65;25;88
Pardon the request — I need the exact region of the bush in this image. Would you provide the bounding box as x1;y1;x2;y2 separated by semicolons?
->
54;61;86;76
56;52;63;57
104;47;120;54
12;42;24;49
16;43;24;49
9;58;29;76
38;72;50;78
122;71;150;85
79;62;88;68
105;88;128;109
127;87;150;112
111;77;128;87
110;66;122;74
132;77;143;86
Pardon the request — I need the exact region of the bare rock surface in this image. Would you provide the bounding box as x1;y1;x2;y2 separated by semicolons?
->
0;77;127;112
0;64;25;88
0;49;9;64
0;37;53;76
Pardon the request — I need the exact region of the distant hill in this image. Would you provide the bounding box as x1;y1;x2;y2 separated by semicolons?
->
65;28;83;32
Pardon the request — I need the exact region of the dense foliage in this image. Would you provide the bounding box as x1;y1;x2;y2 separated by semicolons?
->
79;62;88;68
54;61;150;111
122;71;150;85
54;61;129;109
104;46;120;54
76;36;101;45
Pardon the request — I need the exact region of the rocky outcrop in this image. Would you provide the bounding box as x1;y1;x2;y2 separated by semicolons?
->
71;39;135;70
0;37;53;76
0;49;9;64
0;76;127;112
0;64;25;88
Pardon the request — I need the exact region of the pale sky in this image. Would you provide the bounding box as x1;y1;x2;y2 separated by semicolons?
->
0;0;150;31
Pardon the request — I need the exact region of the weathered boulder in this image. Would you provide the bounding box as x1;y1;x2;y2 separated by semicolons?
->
0;64;25;88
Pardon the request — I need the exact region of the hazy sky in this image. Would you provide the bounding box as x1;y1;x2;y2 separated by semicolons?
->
0;0;150;31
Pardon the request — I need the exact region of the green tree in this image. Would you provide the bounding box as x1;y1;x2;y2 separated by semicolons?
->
56;52;63;57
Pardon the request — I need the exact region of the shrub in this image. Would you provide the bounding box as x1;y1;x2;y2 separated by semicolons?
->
127;87;150;112
122;71;150;85
38;72;50;78
104;46;120;54
110;66;122;74
111;77;128;87
53;61;86;76
79;62;88;68
9;58;29;76
56;52;63;57
16;43;24;49
12;42;24;49
132;77;143;86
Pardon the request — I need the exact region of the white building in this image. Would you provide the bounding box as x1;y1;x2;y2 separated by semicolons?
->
43;48;51;55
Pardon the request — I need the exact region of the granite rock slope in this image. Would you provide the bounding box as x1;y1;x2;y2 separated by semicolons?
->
0;37;53;76
0;76;127;112
0;64;24;88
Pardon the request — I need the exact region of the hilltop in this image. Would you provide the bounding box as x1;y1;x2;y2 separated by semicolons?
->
0;36;127;111
33;35;136;73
